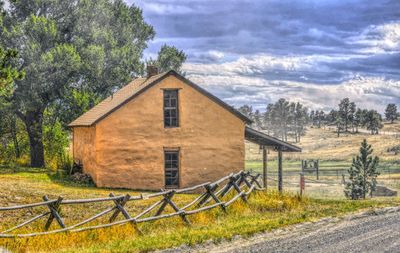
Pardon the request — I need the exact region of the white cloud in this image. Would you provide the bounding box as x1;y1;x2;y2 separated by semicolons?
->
207;50;225;61
183;56;400;112
349;22;400;54
140;2;195;15
183;53;365;78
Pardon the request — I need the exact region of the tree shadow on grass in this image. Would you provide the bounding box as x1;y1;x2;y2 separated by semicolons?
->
0;165;48;174
0;165;159;195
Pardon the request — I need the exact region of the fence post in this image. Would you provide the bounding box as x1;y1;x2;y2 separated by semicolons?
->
43;196;65;230
300;173;305;197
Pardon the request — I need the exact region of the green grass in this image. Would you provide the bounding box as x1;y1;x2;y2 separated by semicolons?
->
0;167;399;252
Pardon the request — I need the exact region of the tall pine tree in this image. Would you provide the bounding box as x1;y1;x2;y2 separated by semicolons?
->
344;139;380;199
385;104;398;123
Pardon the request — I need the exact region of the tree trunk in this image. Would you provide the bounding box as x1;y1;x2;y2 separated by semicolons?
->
20;110;45;167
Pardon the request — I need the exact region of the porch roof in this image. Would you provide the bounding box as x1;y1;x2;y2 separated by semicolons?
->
244;126;302;152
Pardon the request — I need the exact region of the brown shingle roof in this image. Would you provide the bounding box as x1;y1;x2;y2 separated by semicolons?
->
69;70;252;127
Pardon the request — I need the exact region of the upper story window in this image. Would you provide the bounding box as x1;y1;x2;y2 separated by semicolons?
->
163;89;179;127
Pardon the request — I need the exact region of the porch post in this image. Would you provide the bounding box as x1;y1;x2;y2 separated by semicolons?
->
262;146;267;189
278;149;283;193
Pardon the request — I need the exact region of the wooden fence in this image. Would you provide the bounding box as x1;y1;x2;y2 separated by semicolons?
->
0;171;263;238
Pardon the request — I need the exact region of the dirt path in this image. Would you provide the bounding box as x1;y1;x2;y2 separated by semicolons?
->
160;207;400;253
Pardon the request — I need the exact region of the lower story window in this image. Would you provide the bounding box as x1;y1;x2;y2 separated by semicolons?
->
164;151;179;188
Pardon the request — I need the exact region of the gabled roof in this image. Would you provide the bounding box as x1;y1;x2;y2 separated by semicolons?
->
245;126;302;152
69;70;252;127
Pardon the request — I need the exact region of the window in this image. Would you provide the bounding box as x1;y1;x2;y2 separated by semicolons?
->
164;151;179;188
164;89;179;127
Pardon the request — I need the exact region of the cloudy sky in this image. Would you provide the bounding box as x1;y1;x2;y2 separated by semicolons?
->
128;0;400;112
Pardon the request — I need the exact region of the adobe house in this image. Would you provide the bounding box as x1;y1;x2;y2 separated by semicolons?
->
69;68;300;190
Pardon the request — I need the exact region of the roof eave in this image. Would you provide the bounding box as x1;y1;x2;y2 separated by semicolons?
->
68;70;253;127
170;70;253;124
244;126;302;152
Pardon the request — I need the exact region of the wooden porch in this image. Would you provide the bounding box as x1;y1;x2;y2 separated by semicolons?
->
245;126;302;192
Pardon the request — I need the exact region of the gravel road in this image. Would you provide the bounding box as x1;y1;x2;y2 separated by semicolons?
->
161;208;400;253
212;211;400;253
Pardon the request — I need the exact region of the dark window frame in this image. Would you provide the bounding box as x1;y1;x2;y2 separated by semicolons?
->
163;89;179;128
164;150;180;188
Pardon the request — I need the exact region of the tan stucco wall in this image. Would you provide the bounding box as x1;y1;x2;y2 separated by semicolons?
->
73;126;97;182
75;75;245;190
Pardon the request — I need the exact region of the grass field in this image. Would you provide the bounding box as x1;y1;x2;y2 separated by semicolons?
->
244;125;400;199
382;121;400;132
0;168;399;253
246;123;400;162
0;124;399;252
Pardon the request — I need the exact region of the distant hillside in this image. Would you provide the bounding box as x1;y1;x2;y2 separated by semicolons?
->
382;121;400;133
246;122;400;162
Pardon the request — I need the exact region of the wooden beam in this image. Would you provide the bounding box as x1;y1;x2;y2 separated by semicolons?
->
262;146;267;189
278;149;283;193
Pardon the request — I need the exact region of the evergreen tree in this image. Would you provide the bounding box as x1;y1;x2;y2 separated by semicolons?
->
326;109;338;125
262;99;308;142
253;109;263;130
293;102;308;142
385;103;398;123
364;110;383;134
349;102;356;133
274;98;290;141
344;139;380;199
335;116;344;137
354;108;364;133
263;103;275;135
338;98;351;132
238;104;254;121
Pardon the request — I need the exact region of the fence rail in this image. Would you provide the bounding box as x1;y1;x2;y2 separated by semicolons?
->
0;170;263;238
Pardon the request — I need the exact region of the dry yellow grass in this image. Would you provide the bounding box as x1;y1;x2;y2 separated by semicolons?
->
246;127;400;162
382;121;400;132
1;170;399;252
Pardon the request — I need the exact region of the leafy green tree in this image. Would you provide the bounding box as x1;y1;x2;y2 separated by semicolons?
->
0;2;27;164
150;44;187;73
52;89;102;129
0;0;25;95
1;0;156;167
344;139;380;199
385;103;398;123
0;48;25;94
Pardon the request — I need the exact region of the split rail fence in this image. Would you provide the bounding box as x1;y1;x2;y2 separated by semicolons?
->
0;170;263;238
